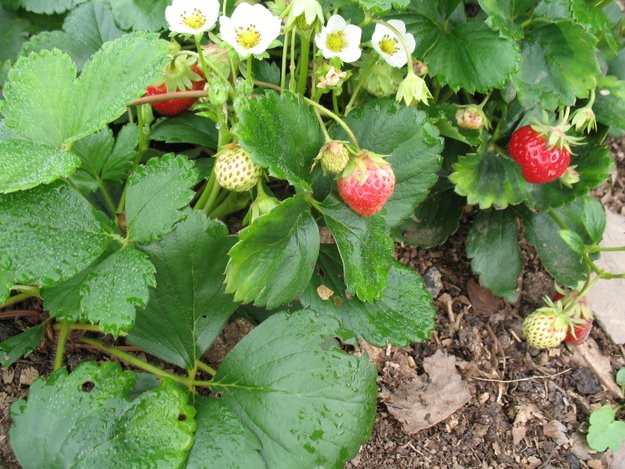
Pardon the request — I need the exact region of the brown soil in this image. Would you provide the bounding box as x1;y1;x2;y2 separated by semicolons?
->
1;140;625;469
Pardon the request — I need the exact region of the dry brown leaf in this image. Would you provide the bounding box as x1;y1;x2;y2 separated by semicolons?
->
512;404;539;447
316;284;334;301
467;279;503;315
19;367;39;386
543;420;569;446
380;350;471;434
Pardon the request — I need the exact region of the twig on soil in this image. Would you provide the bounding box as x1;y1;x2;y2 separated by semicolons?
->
0;310;41;320
400;442;431;462
471;368;572;384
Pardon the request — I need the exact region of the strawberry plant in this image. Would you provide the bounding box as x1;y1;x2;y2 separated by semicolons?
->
1;0;625;466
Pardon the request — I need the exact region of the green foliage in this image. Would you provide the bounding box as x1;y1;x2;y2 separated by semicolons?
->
126;154;199;244
0;322;46;368
0;139;79;193
393;189;465;248
301;246;436;346
10;362;195;469
20;0;87;14
151;113;219;148
72;124;139;186
587;406;625;452
0;182;113;288
109;0;169;31
129;211;237;369
514;22;599;110
450;151;530;209
616;368;625;388
225;195;320;308
2;33;168;147
80;247;156;335
21;2;125;69
200;311;377;468
236;91;325;191
321;194;394;303
466;209;521;302
407;18;520;93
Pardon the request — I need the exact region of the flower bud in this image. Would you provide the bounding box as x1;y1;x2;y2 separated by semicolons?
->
455;105;490;130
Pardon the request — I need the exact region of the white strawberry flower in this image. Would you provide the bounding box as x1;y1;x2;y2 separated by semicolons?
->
165;0;220;34
371;20;416;68
219;3;282;58
315;15;362;63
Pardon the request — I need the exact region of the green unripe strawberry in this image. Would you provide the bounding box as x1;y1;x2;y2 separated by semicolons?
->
215;145;262;192
523;307;569;349
315;141;350;174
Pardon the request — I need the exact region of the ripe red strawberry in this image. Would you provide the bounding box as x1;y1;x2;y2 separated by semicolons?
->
508;125;571;184
337;151;395;217
552;293;593;345
145;63;206;117
523;307;569;349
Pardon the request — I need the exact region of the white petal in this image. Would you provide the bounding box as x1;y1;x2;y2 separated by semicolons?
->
404;32;416;54
326;14;346;33
385;51;407;68
371;23;387;43
339;45;361;63
219;16;237;46
315;30;327;50
231;2;255;24
388;19;406;34
344;24;362;45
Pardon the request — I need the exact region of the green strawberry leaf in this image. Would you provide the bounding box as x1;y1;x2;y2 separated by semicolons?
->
72;124;139;185
449;151;531;209
571;0;620;53
428;104;481;146
616;367;625;387
466;209;522;302
514;21;600;110
236;91;325;191
185;398;265;469
129;211;238;370
587;406;625;452
594;76;625;131
9;362;195;469
2;33;168;147
151;113;218;149
321;194;394;303
392;189;465;248
0;139;79;193
301;246;436;347
80;247;156;336
41;249;114;323
126;154;199;244
187;310;377;468
525;143;614;210
21;1;125;70
332;101;444;227
522;199;595;286
225;195;320;308
400;16;519;93
582;197;606;244
477;0;528;40
20;0;87;14
0;181;114;288
109;0;169;31
0;322;46;368
559;229;587;254
353;0;411;14
0;6;32;63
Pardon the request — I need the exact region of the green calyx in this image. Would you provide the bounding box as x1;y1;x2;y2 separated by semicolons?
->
531;107;585;154
154;53;204;93
340;150;389;184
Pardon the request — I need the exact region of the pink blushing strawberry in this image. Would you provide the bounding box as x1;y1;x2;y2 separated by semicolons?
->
337;151;395;217
552;293;593;345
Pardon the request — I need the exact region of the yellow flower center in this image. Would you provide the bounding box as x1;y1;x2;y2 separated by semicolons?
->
325;31;347;52
182;9;207;30
236;26;261;49
379;35;398;55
